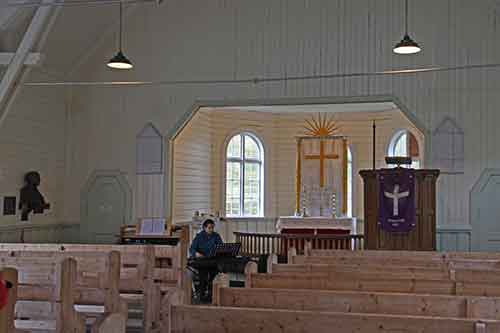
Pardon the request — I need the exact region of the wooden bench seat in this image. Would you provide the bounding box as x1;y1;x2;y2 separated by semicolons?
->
0;242;187;333
214;283;500;320
1;250;126;332
307;249;500;260
291;249;500;271
0;257;84;332
169;304;499;333
246;269;500;297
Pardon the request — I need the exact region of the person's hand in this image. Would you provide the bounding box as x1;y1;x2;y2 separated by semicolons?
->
195;252;204;258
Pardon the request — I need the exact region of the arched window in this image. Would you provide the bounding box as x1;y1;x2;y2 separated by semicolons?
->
347;146;353;217
225;133;263;217
388;130;420;169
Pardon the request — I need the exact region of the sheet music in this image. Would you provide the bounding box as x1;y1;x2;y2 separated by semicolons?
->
139;218;165;235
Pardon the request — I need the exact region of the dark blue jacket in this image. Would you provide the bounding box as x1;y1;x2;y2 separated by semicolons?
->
189;230;223;257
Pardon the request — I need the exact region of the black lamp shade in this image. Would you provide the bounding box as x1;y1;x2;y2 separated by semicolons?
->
393;34;421;54
107;50;133;69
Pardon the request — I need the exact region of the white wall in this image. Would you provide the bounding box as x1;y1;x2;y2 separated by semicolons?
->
58;0;499;232
0;84;67;226
172;108;421;222
172;110;214;222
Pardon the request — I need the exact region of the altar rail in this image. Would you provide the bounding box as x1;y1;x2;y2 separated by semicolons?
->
234;232;364;258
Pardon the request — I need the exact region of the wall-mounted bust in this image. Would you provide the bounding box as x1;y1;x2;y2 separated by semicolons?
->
19;171;50;221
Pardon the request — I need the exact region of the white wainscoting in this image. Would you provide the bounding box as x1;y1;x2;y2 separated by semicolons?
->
436;225;472;252
0;223;80;243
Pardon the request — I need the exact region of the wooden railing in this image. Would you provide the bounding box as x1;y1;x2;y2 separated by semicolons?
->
234;232;364;257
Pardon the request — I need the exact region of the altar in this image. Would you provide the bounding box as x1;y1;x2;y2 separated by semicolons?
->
276;216;357;235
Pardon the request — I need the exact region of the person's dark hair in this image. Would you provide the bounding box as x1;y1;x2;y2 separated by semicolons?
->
202;219;215;229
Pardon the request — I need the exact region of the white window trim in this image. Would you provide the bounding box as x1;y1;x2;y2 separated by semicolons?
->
346;145;353;217
224;132;264;217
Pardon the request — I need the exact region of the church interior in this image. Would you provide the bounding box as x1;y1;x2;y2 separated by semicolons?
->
0;0;498;332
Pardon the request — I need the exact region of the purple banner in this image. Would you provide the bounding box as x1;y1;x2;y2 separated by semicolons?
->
378;169;416;233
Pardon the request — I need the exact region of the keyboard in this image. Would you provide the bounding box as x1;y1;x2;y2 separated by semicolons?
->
187;256;251;273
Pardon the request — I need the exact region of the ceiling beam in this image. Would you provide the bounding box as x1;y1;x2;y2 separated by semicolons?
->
0;0;56;127
0;52;43;66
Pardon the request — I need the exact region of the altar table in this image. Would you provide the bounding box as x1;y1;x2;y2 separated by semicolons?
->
276;216;357;235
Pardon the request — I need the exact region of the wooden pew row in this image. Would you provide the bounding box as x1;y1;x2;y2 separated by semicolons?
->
304;248;500;268
307;248;500;260
289;250;500;271
268;261;500;285
0;243;187;333
246;268;500;297
271;262;453;279
213;278;500;320
0;268;17;333
0;257;84;332
2;251;126;332
169;304;499;333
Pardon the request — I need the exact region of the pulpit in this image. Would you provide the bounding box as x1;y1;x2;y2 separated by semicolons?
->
360;168;439;251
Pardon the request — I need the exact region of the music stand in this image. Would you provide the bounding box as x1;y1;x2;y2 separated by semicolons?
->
210;243;241;257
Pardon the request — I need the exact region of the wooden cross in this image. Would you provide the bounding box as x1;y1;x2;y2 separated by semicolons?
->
304;139;339;187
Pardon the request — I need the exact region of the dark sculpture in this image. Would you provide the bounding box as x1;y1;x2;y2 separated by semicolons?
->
19;171;50;221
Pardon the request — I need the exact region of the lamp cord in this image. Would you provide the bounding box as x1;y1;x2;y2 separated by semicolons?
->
119;1;123;51
405;0;408;35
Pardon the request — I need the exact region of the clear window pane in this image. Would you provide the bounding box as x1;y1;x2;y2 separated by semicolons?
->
244;135;260;160
393;133;407;156
243;162;260;216
226;162;241;216
227;135;241;159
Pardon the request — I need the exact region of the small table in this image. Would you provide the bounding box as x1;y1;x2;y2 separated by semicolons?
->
276;216;357;235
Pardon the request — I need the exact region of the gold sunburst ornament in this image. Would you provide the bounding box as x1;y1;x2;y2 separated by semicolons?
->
304;113;339;137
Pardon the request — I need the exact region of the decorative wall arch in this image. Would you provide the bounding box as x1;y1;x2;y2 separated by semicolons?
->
80;169;132;243
165;95;428;222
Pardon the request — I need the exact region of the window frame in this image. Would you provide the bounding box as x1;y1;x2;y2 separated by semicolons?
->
387;129;421;169
224;132;264;217
346;145;353;217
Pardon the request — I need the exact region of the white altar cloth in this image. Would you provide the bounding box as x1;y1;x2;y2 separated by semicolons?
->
276;216;357;235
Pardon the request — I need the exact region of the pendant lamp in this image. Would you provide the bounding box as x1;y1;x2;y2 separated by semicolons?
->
393;0;421;55
107;1;133;69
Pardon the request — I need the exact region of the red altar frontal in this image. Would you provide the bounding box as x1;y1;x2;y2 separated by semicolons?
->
275;216;358;253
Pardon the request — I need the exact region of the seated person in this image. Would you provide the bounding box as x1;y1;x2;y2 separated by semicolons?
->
189;219;223;301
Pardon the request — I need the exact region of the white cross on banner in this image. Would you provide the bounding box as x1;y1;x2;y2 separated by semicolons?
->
384;184;409;216
378;169;416;233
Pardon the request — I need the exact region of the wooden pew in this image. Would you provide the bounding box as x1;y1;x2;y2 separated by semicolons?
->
169;304;499;333
0;242;186;333
290;248;500;271
307;249;500;260
213;280;500;320
2;250;126;332
246;266;500;297
0;268;17;333
0;257;84;332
